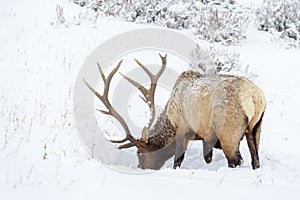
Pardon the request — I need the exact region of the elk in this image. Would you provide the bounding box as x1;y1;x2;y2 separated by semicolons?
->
84;54;266;170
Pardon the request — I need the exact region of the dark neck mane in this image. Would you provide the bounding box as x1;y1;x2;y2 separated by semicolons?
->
148;108;176;149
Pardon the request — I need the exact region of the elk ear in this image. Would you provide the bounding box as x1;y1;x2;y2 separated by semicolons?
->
141;127;150;144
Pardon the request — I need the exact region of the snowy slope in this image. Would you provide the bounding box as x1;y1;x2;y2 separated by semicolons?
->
1;0;300;199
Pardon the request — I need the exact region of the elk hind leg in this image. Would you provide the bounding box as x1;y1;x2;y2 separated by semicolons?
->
246;112;264;170
221;141;243;168
219;126;246;168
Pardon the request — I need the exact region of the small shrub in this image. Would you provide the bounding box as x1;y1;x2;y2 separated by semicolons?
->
256;0;300;47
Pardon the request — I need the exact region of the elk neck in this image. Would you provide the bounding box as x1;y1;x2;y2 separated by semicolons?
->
146;107;176;150
145;70;202;150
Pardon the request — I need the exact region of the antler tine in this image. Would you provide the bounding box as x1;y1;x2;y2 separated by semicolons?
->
97;63;106;83
83;60;138;148
122;54;167;129
119;73;148;103
134;54;167;83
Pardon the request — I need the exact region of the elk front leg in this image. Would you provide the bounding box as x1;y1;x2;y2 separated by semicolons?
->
173;131;191;169
203;137;219;164
173;134;185;169
203;141;213;164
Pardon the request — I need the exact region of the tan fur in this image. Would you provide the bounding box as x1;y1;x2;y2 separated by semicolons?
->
163;70;266;169
138;70;266;169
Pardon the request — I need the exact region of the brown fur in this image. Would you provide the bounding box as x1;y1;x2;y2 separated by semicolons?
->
137;70;266;170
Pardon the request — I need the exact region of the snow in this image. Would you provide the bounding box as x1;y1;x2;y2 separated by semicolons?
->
1;0;300;199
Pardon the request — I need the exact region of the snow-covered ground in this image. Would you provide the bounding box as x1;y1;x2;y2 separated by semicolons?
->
1;0;300;199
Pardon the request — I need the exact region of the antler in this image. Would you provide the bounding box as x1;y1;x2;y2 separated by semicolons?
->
83;60;138;149
120;54;167;131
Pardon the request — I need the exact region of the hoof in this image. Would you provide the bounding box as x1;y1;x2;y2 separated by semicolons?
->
252;161;260;170
173;159;182;169
173;163;180;169
204;150;213;164
228;163;239;168
228;158;241;168
204;155;212;164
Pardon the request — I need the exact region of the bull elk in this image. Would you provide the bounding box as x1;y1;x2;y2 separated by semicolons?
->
84;54;266;170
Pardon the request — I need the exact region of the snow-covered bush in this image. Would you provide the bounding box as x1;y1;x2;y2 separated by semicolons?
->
190;44;255;78
73;0;252;44
73;0;87;7
192;1;251;44
256;0;300;47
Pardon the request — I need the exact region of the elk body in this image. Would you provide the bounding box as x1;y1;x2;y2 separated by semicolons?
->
84;55;266;170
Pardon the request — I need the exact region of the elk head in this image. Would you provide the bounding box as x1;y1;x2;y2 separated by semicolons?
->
84;54;171;170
